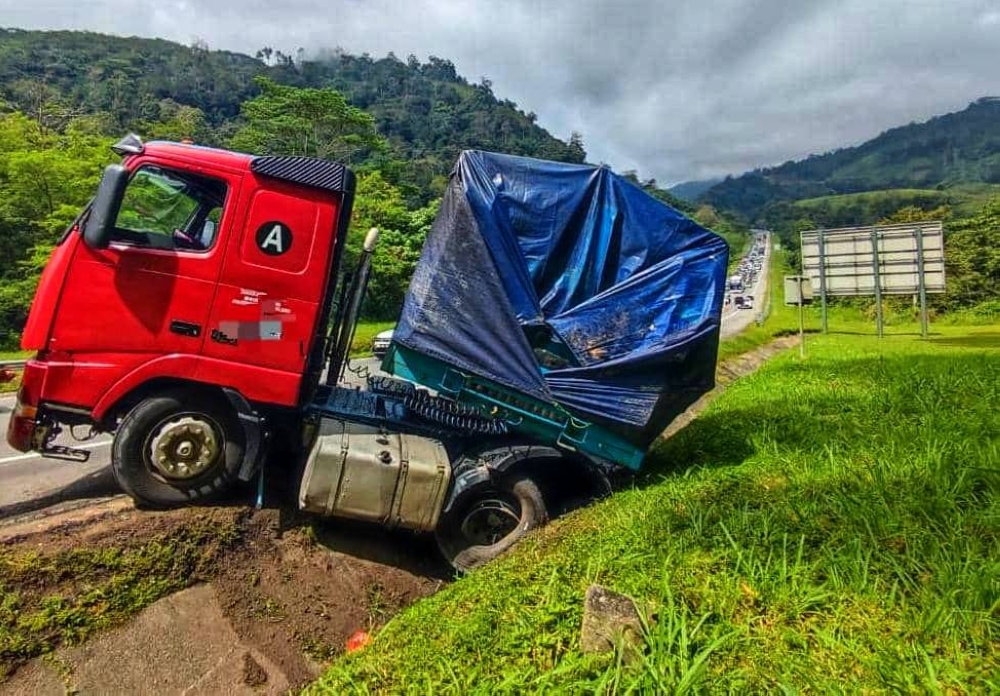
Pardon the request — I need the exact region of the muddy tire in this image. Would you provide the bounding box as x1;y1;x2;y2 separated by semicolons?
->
112;390;245;508
436;472;548;573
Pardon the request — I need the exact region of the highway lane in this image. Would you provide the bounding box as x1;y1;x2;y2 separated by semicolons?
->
720;233;771;339
0;393;116;517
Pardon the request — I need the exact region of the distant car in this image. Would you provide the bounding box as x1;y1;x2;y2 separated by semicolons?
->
372;328;395;359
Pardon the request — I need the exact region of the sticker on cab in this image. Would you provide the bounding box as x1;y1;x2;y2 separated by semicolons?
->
255;222;293;256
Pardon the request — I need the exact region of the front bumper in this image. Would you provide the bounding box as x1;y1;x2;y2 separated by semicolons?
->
5;359;45;452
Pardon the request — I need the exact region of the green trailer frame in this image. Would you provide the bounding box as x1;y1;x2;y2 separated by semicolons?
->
383;343;645;470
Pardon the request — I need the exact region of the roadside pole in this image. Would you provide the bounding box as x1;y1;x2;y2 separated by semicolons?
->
870;228;884;338
798;276;806;359
818;231;828;334
915;226;929;338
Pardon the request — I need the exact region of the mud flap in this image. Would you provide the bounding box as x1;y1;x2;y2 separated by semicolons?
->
223;388;266;483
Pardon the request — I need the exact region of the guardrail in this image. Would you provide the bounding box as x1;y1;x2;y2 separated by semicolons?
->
0;360;26;370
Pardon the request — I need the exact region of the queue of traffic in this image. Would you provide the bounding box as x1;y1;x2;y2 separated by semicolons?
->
725;231;767;310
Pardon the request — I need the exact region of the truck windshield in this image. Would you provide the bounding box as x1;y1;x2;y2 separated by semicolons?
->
112;166;227;251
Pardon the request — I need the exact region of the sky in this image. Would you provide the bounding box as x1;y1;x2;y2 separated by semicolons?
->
2;0;999;185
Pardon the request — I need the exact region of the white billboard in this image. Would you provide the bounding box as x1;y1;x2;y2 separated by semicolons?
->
800;222;945;296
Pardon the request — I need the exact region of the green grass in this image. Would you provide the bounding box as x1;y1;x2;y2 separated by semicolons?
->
349;321;396;357
787;183;1000;224
0;351;29;362
309;325;999;694
940;182;1000;218
794;187;947;210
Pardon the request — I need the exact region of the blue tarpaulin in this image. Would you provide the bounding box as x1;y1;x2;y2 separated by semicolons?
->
393;151;729;448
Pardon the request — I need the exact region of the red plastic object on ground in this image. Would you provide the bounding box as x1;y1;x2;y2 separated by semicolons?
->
345;630;371;653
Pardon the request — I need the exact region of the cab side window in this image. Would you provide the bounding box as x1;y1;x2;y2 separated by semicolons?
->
113;166;227;252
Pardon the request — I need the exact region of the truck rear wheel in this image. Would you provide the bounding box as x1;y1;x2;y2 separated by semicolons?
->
435;472;548;573
112;390;245;508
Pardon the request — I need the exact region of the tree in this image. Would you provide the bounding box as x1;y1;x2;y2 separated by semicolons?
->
255;47;273;65
877;205;951;225
140;100;212;143
567;131;586;162
228;77;386;164
936;200;1000;309
0;112;113;347
348;171;439;319
8;80;84;135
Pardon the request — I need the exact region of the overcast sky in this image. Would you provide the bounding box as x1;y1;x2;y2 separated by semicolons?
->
3;0;999;185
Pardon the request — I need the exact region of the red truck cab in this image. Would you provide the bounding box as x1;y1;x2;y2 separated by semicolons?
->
6;139;628;572
8;135;354;504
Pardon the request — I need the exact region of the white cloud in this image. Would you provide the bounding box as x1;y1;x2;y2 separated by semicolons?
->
2;0;998;184
979;9;1000;25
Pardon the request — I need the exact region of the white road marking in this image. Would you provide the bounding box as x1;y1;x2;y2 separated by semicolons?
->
0;439;111;466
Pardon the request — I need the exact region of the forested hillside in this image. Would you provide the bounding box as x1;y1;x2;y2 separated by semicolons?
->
701;97;1000;220
0;28;744;348
0;28;587;203
668;177;722;202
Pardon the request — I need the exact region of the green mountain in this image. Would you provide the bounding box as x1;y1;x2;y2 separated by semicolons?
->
701;97;1000;220
0;28;585;199
668;177;722;202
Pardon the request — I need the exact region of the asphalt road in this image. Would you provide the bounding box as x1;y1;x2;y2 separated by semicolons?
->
0;393;116;517
0;239;771;520
720;233;771;339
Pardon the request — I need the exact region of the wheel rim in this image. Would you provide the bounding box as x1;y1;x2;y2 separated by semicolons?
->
459;495;521;546
146;414;222;481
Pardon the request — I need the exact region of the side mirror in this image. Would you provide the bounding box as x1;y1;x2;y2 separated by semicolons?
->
83;164;129;250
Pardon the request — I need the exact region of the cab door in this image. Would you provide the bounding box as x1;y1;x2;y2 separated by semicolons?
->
200;177;341;398
51;163;235;358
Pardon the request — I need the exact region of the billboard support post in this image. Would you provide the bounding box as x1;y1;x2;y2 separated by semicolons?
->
915;226;929;338
798;276;806;358
818;231;828;333
870;228;884;338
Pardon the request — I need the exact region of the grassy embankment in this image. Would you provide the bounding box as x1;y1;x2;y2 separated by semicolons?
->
311;240;998;692
312;321;999;694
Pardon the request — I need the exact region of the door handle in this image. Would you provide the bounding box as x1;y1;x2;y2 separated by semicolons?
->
170;320;201;337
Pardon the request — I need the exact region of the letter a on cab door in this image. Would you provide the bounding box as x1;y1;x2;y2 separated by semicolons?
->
255;222;293;256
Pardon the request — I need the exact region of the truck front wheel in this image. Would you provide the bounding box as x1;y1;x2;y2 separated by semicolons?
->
435;472;548;573
112;390;245;508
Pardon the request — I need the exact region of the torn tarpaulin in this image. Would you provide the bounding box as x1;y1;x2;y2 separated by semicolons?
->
393;151;728;449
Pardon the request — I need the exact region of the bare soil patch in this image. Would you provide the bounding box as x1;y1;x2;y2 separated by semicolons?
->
0;501;446;689
212;509;446;686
